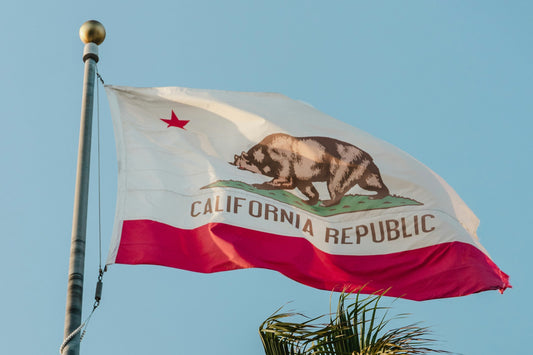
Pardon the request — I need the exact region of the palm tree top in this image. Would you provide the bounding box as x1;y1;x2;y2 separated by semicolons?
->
259;289;451;355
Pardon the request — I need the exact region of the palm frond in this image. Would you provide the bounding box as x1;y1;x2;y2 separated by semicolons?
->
259;308;325;355
260;289;451;355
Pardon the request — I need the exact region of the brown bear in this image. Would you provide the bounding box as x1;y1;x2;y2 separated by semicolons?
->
230;133;389;207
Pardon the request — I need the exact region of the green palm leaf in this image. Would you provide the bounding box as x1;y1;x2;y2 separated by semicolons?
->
259;309;323;355
259;290;451;355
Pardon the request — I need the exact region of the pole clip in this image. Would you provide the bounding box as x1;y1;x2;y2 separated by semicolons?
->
94;269;104;307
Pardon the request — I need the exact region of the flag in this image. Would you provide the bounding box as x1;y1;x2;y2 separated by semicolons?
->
105;85;510;301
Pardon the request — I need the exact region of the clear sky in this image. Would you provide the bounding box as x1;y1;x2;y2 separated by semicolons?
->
2;1;531;354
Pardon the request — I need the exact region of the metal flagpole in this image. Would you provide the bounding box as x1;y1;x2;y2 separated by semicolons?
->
62;20;106;355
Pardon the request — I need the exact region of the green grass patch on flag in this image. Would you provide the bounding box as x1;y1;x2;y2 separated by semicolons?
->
202;180;422;217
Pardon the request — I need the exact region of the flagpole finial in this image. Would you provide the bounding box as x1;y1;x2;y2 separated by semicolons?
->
79;20;106;45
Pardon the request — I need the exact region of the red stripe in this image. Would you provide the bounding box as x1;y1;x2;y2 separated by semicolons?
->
116;220;510;301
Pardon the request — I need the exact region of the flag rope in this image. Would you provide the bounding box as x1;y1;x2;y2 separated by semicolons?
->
59;300;100;354
96;66;104;272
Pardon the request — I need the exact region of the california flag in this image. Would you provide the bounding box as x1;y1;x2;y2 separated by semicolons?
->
105;85;510;301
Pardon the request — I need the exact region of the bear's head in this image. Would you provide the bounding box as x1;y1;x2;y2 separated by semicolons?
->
229;151;261;174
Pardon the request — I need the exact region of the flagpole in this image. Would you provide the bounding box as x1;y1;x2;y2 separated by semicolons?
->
62;20;105;355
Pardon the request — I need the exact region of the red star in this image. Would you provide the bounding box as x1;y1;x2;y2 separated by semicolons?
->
161;110;189;129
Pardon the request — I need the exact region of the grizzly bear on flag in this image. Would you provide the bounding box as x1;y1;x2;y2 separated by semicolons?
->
230;133;389;207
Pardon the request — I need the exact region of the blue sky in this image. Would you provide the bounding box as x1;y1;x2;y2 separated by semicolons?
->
1;1;531;354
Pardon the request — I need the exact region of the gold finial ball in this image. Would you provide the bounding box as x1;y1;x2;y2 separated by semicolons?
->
79;20;106;45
